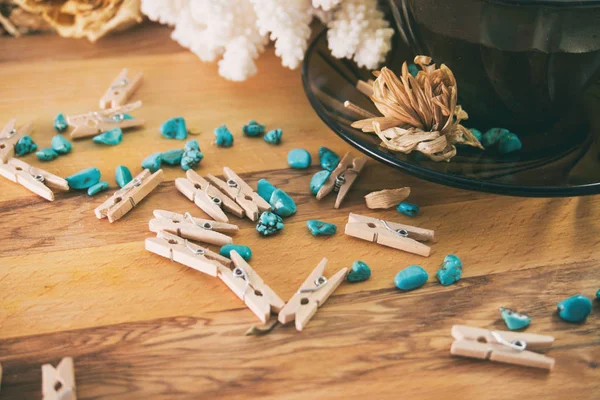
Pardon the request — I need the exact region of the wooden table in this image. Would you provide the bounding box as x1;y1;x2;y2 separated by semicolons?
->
1;24;599;399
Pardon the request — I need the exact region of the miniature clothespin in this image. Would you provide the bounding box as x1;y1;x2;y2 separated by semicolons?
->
316;153;367;208
149;209;238;246
0;158;69;201
450;325;555;370
0;118;33;163
175;170;244;223
278;258;347;331
206;167;271;222
95;169;163;223
145;231;231;277
344;213;434;257
218;250;285;323
67;100;144;139
99;68;143;109
42;357;76;400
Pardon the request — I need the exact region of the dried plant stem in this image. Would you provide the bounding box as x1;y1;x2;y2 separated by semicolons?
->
245;319;279;336
344;101;376;119
356;80;374;97
365;187;411;209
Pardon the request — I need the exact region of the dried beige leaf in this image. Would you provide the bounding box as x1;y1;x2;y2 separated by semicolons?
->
365;187;411;209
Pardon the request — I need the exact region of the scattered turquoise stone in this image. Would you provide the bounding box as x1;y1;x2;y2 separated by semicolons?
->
499;307;531;330
35;148;59;161
436;254;463;286
482;127;509;147
93;128;123;146
408;63;419;77
14;135;37;156
141;152;162;172
269;188;296;218
557;294;592;323
66;167;101;189
394;265;428;290
181;140;203;171
319;147;340;171
498;132;522;154
257;178;276;203
54;113;68;132
51;135;72;154
469;128;482;142
122;113;134;120
347;261;371;283
256;211;284;236
306;220;337;236
264;129;282;145
219;244;252;261
214;125;234;147
287;148;311;169
310;170;330;195
597;289;600;300
161;149;184;165
396;202;419;217
87;181;109;196
160;117;187;140
242;120;265;137
115;165;132;188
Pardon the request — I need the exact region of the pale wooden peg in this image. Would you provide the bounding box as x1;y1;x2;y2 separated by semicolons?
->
0;158;69;201
149;209;238;246
95;169;163;223
316;152;367;208
223;167;271;212
67;101;144;139
356;79;374;97
0;119;33;163
42;357;76;400
278;258;347;331
99;68;143;109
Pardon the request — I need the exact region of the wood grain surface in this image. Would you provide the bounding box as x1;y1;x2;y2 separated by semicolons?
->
0;23;599;399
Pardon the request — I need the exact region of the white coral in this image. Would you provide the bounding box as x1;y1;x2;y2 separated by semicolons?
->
141;0;185;26
312;0;343;11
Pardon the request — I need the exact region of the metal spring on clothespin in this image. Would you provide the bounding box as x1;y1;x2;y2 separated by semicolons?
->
204;182;223;207
111;77;129;89
227;178;242;198
184;212;213;231
184;239;206;256
94;111;125;123
299;276;328;294
491;331;527;351
381;219;409;237
28;166;45;183
233;266;250;299
1;128;16;140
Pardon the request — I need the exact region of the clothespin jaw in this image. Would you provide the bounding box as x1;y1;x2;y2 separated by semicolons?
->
149;209;238;246
0;158;69;201
42;357;76;400
316;153;367;208
95;169;163;223
217;250;285;323
278;258;347;331
99;68;143;109
0;119;33;163
67;101;144;139
344;213;434;257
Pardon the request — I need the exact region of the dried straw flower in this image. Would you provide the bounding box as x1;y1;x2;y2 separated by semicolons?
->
351;56;483;161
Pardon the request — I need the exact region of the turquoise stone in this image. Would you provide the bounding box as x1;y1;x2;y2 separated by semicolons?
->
54;113;68;132
310;170;330;195
597;289;600;299
161;149;184;165
219;244;252;261
51;135;72;154
141;152;162;172
264;129;282;144
319;147;340;171
469;128;482;142
306;220;337;236
181;140;203;171
396;202;419;217
482;127;510;147
160;117;187;140
66;167;101;189
347;261;371;282
257;179;276;203
115;165;132;188
242;120;265;137
256;211;284;236
93;128;123;145
394;265;428;290
287;149;311;169
499;307;531;330
498;132;522;154
436;254;463;286
214;125;234;147
408;63;419;77
36;148;59;161
557;294;592;323
14;135;37;156
269;188;296;218
87;181;109;196
122;113;134;120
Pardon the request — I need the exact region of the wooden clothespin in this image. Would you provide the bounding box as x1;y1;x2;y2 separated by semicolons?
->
42;357;76;400
206;167;271;221
450;325;555;370
149;209;238;246
344;213;434;257
218;250;285;323
0;118;33;163
95;169;163;223
67;100;144;139
99;68;143;109
175;170;244;223
145;231;231;277
278;258;347;331
316;153;367;208
0;158;69;201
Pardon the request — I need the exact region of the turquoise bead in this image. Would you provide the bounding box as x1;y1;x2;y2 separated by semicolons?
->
161;149;184;165
394;265;428;290
396;202;419;217
214;125;234;147
14;135;37;156
469;128;482;142
141;152;162;172
264;129;282;145
160;117;187;140
66;167;101;189
310;170;330;195
181;140;203;171
482;128;509;147
220;244;252;261
93;128;123;145
257;179;276;203
256;211;284;236
269;188;296;218
287;148;311;169
408;63;419;77
51;135;72;154
498;132;522;154
347;261;371;282
87;181;109;196
319;147;340;171
122;114;134;120
243;120;265;137
36;148;59;161
557;294;592;323
115;165;132;188
436;254;463;286
597;289;600;299
54;113;68;132
306;220;337;236
499;307;531;330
